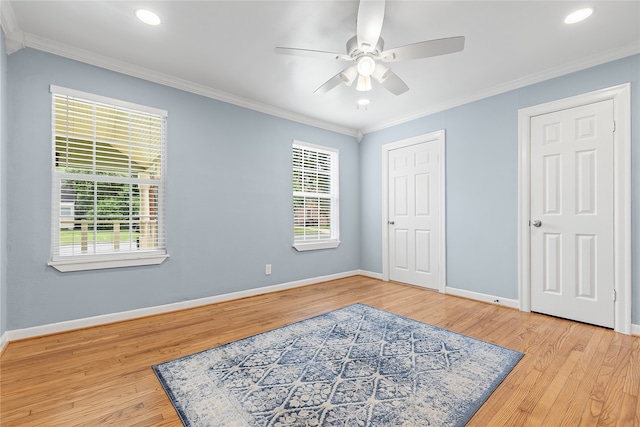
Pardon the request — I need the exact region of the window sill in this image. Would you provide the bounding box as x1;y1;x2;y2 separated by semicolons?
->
48;253;169;272
293;240;340;252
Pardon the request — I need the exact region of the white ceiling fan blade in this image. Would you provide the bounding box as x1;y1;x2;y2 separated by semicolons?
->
356;0;385;53
275;47;350;61
380;36;465;62
314;72;346;94
381;71;409;95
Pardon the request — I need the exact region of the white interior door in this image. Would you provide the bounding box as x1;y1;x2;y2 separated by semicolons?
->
530;99;615;328
388;141;440;289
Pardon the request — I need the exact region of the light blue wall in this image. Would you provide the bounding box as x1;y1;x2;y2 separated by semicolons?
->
6;48;360;330
360;54;640;323
5;47;639;332
0;29;7;339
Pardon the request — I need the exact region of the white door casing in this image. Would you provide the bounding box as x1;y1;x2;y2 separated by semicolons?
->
530;100;614;328
382;131;446;292
518;84;632;334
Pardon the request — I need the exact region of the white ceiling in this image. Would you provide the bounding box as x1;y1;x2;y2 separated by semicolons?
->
3;1;640;136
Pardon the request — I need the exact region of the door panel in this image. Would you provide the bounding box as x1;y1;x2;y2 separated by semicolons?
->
530;99;614;328
415;173;430;216
394;229;408;270
576;234;596;299
394;176;408;216
415;230;431;273
543;233;561;294
543;154;561;214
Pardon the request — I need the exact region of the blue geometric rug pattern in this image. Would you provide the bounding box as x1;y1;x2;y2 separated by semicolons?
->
153;304;523;426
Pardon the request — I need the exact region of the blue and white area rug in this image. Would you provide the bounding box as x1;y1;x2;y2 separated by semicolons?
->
153;304;523;426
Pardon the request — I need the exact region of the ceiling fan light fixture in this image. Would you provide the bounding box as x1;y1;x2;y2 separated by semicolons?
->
564;7;594;24
356;75;372;91
340;67;359;86
372;63;391;83
274;0;466;98
135;9;162;26
357;56;376;77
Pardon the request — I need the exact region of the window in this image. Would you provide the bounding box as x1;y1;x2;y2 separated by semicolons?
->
49;85;168;272
292;141;339;251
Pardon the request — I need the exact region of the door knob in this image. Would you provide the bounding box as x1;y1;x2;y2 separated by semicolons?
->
388;221;395;225
532;220;542;227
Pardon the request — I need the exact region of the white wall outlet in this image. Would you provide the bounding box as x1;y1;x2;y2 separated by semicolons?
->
265;264;271;275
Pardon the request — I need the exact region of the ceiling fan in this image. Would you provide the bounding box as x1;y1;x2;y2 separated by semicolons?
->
275;0;465;96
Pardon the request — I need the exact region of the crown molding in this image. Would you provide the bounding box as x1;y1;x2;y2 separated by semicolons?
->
360;42;640;135
0;0;18;35
1;0;24;55
5;19;637;140
13;31;359;138
4;29;23;54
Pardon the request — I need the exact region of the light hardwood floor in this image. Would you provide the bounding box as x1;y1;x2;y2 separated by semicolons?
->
1;276;639;426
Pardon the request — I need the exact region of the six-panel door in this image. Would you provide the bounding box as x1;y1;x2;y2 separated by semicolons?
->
530;99;615;328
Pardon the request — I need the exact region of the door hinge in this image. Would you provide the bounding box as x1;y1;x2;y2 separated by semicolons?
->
613;290;617;301
613;121;616;132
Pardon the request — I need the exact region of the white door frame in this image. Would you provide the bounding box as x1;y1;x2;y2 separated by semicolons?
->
382;130;446;293
518;84;632;334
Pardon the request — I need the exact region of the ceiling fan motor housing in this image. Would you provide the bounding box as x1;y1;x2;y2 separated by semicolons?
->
346;35;384;59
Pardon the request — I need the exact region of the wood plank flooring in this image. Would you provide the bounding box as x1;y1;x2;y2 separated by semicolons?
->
1;276;639;426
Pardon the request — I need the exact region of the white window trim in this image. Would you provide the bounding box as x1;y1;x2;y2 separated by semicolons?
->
49;85;169;272
48;253;169;272
292;140;340;252
293;240;340;252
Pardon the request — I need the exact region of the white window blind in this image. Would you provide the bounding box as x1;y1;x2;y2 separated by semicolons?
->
292;141;339;251
49;85;168;271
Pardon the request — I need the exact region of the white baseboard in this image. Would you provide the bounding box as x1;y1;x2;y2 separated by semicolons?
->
356;269;384;280
0;331;8;354
444;286;520;310
6;270;363;342
445;287;640;336
4;271;631;344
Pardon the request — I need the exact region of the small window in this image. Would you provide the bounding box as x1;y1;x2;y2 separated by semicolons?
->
292;141;339;251
49;85;168;271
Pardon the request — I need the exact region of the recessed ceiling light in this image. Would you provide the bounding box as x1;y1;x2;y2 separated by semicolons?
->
564;7;594;24
135;9;162;26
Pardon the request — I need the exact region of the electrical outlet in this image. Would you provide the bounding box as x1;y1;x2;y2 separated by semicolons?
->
265;264;271;275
